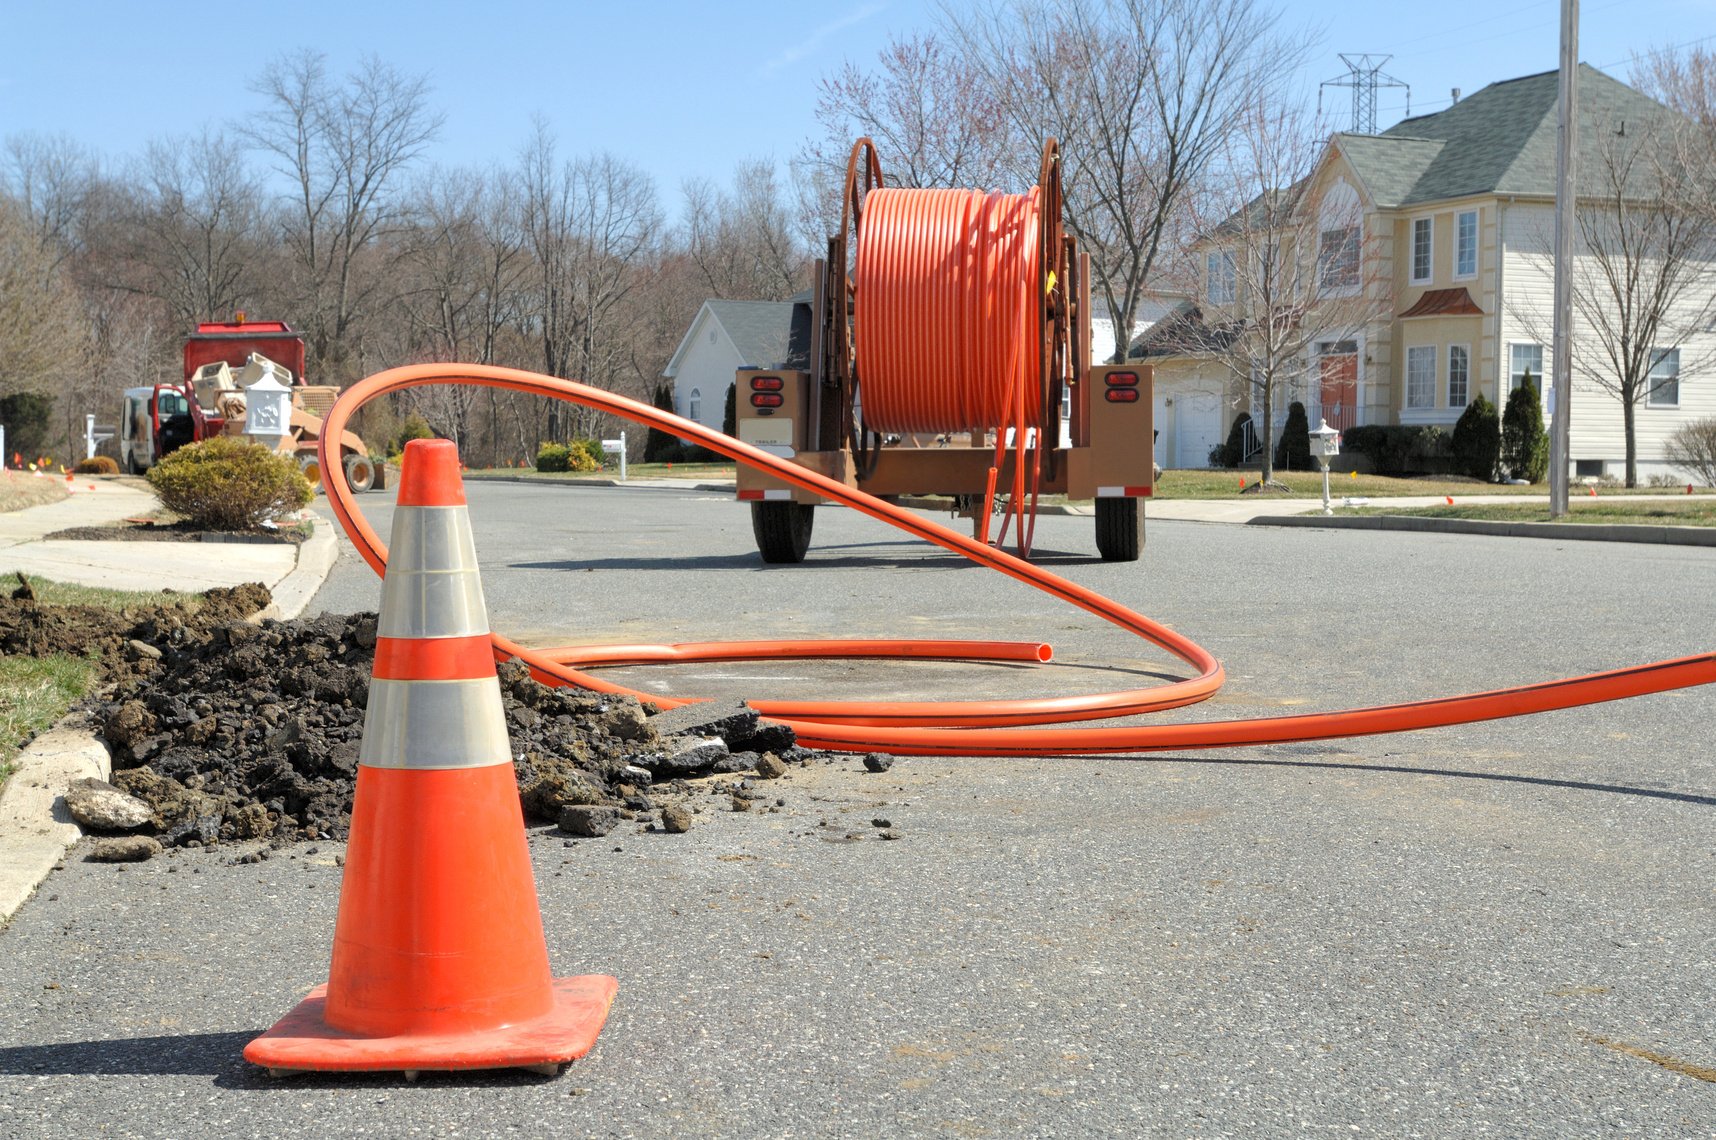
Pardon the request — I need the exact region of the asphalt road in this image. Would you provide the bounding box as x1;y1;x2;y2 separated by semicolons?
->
2;481;1713;1138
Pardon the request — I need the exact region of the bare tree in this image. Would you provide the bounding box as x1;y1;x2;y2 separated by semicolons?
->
388;166;536;459
1512;111;1716;486
240;50;444;380
0;193;91;458
940;0;1311;360
1633;44;1716;220
681;159;809;301
3;133;99;269
807;32;1010;192
113;131;264;325
517;123;662;439
1165;98;1381;483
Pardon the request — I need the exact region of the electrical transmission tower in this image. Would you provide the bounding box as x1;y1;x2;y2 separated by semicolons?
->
1319;54;1410;135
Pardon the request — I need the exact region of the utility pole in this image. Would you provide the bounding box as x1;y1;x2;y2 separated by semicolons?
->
1549;0;1578;517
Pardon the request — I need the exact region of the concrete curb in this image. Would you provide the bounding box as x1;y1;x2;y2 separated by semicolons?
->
265;517;340;621
1248;513;1716;546
0;720;111;926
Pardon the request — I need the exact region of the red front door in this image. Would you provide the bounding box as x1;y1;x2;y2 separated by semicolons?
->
1319;352;1358;431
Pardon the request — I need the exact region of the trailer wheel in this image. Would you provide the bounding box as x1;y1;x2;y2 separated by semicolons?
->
343;452;376;493
752;502;814;564
1095;497;1141;562
297;452;323;492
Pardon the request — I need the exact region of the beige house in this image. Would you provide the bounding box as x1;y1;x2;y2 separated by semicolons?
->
1139;65;1716;478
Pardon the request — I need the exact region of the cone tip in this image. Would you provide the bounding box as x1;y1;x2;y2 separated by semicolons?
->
397;439;467;507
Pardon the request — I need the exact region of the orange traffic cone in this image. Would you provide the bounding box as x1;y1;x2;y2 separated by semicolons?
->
244;438;616;1078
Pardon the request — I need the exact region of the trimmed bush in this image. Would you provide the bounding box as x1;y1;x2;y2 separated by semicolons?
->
644;383;682;463
1501;378;1549;482
1451;395;1502;481
146;437;313;530
1274;402;1311;472
0;391;56;461
1342;424;1453;476
1214;412;1252;468
1666;416;1716;488
393;413;434;454
536;442;572;472
74;455;119;475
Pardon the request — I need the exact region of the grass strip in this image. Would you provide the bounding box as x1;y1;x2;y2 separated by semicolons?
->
0;653;98;784
1336;500;1716;526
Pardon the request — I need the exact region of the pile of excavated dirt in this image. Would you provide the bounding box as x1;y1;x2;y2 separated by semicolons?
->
1;582;272;691
93;609;811;849
5;585;814;854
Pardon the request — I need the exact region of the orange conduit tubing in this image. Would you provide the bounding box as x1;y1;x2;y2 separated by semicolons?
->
855;186;1043;554
319;364;1716;756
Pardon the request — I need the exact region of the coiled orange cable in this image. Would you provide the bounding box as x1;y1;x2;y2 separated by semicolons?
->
855;186;1043;553
318;365;1716;757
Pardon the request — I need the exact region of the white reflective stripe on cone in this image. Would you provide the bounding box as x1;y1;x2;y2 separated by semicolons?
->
359;678;512;769
378;507;490;639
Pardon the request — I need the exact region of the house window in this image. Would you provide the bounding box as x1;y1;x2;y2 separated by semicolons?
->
1448;344;1470;407
1207;250;1236;303
1319;225;1360;289
1455;210;1478;278
1406;345;1436;409
1648;348;1680;407
1411;217;1432;284
689;386;702;423
1509;343;1544;391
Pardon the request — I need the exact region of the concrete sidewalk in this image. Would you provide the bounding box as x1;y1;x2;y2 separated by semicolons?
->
0;476;336;608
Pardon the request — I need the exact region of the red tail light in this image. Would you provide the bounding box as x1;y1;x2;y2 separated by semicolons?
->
750;376;784;392
751;393;784;408
1104;371;1139;387
1104;388;1140;403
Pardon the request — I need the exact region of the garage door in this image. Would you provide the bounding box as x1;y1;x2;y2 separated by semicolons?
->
1174;391;1223;468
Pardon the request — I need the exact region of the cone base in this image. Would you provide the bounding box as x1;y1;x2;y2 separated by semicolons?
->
243;975;618;1076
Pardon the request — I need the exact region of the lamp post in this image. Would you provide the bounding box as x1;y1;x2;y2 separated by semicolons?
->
243;372;292;457
1310;419;1341;516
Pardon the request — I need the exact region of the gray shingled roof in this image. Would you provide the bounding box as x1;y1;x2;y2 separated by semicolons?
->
1339;64;1680;207
707;300;795;368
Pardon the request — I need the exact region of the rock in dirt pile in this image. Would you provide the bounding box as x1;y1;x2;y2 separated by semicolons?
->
4;585;814;854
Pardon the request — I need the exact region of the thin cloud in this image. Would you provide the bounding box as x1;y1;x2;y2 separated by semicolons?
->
762;3;887;74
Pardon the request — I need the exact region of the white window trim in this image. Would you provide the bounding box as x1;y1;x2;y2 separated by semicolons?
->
1410;216;1434;285
1447;343;1471;408
1405;344;1437;413
1507;341;1546;393
688;386;703;423
1207;250;1236;304
1647;347;1681;408
1318;224;1362;296
1454;209;1479;281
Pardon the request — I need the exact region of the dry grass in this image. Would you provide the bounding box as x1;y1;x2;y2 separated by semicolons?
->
0;471;71;513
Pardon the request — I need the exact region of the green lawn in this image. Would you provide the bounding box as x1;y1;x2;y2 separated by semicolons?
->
459;460;1715;507
0;653;97;786
1338;499;1716;526
464;461;737;483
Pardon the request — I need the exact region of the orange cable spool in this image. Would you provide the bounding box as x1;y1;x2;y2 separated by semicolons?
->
850;165;1049;554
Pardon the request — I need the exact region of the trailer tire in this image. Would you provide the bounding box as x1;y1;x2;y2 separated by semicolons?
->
297;452;323;493
752;501;814;564
1095;497;1141;562
343;452;376;493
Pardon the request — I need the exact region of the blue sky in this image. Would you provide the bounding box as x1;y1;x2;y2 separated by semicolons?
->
3;0;1710;214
